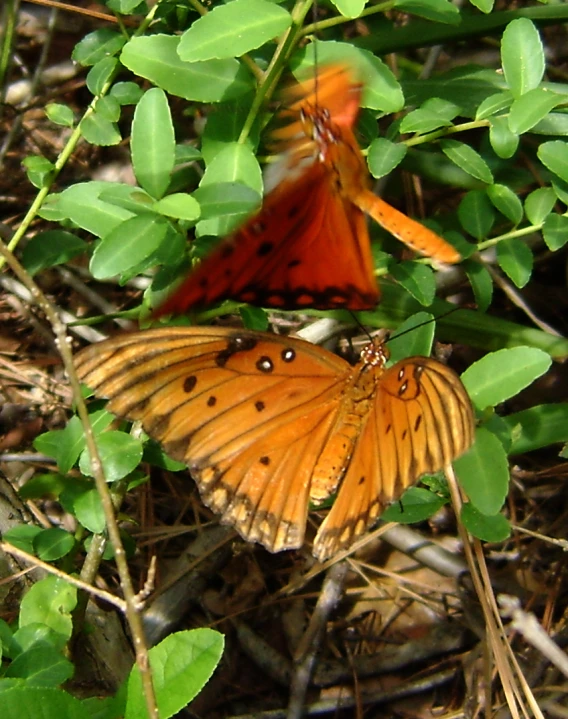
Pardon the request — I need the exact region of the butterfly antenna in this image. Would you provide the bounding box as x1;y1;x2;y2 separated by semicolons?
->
386;306;464;344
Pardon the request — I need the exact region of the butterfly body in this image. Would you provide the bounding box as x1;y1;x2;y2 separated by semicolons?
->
75;327;474;560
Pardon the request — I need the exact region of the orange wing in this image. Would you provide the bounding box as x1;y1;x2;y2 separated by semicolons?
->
75;328;349;552
156;161;378;314
75;328;475;559
155;64;379;316
313;350;475;560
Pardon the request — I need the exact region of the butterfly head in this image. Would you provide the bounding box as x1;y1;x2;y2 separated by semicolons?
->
361;334;390;368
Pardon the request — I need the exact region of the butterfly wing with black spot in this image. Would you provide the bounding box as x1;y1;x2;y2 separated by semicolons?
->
155;159;379;315
312;356;475;561
74;327;351;552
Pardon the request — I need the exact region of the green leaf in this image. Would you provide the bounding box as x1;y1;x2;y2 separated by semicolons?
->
463;259;493;313
508;88;564;134
80;112;121;146
454;428;509;515
399;108;453;135
533;112;568;137
504;404;568;455
440;140;493;184
239;305;269;331
389;262;436;306
18;473;67;501
475;91;512;121
457;190;495;240
90;215;169;279
154;194;201;221
23;156;54;189
110;0;146;11
388;312;435;363
543;214;568;251
131;88;175;199
58;182;134;237
79;431;144;482
95;95;121;122
501;18;544;98
33;416;85;475
121;35;254;102
461;347;552;410
201;143;262;194
0;686;85;718
460;504;511;543
538;140;568;183
19;576;77;642
33;529;75;562
72;29;126;66
86;57;118;96
21;231;86;276
382;486;445;523
45;103;74;127
60;479;106;534
194;182;260;236
393;0;460;24
110;81;143;105
126;629;224;719
488;116;519;160
3;525;43;555
469;0;493;11
497;239;533;288
486;184;523;225
329;0;365;18
178;0;291;61
367;138;407;179
524;187;556;226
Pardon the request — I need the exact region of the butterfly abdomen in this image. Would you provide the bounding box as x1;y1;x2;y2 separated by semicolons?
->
310;370;378;505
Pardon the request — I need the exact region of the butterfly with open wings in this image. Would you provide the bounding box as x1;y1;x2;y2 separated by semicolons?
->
75;327;474;561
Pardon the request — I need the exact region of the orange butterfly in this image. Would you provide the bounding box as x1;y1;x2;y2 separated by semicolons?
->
155;64;460;317
74;327;474;561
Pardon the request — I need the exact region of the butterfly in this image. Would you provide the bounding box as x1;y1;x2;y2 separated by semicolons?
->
155;64;461;317
74;326;475;561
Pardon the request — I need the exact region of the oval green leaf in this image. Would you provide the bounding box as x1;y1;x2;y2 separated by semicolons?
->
461;346;552;410
132;88;175;199
178;0;291;61
454;427;509;515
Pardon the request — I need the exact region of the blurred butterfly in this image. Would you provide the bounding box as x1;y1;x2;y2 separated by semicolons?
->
156;64;460;316
75;326;474;560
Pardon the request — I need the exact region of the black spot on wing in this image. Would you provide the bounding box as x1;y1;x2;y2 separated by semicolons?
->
184;376;197;393
215;334;258;367
257;242;273;257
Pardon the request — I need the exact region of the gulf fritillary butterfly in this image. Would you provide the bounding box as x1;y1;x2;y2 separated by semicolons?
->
74;327;474;560
155;64;461;317
156;65;460;316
